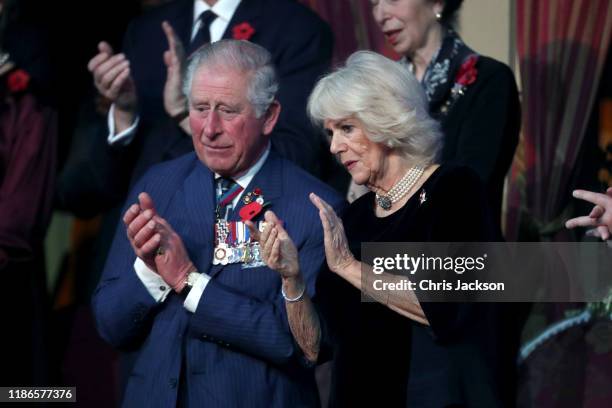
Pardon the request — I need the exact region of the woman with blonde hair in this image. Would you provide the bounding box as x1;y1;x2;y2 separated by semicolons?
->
252;50;520;407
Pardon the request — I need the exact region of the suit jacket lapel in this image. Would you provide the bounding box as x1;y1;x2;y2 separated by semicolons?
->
230;152;283;223
222;0;263;40
183;161;215;271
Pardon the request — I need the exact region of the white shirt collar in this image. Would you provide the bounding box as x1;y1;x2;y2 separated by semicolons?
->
193;0;241;26
231;144;270;190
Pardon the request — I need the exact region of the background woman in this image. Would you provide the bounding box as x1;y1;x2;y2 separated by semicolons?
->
366;0;521;234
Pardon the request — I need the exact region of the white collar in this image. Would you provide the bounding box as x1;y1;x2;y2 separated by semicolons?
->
214;143;271;191
193;0;241;25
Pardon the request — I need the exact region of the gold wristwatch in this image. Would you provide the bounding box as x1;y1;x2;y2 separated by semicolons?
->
183;271;200;295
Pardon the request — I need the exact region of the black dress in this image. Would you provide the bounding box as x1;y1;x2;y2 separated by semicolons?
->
319;164;521;407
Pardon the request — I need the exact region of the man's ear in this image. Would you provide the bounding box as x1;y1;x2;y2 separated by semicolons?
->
262;100;281;136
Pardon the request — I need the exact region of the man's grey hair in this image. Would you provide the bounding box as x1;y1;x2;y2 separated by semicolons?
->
183;39;279;118
307;50;442;166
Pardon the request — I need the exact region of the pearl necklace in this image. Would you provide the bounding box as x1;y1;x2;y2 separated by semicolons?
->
375;165;424;210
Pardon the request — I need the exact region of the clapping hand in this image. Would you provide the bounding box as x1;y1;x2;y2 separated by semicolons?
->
309;193;356;275
246;211;299;279
123;193;160;271
123;192;195;292
162;21;188;122
88;42;137;113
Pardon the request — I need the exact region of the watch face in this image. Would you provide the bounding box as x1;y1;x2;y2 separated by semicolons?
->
187;272;199;287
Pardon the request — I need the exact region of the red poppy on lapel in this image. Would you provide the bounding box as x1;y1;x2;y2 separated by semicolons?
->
240;202;263;221
7;69;30;93
455;55;478;86
232;22;255;40
239;187;270;221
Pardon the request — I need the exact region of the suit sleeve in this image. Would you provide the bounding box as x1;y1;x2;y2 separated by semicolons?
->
451;63;520;186
56;95;138;217
269;14;333;175
188;196;345;367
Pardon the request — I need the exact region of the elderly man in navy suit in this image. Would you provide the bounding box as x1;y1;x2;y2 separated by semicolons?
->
93;40;343;407
70;0;336;308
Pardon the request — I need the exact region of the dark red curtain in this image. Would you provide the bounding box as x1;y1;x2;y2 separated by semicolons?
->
506;0;612;241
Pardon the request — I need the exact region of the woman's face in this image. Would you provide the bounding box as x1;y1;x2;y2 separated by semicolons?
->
324;117;388;187
371;0;442;56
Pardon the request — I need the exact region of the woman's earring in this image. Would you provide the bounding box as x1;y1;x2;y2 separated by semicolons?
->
435;12;442;21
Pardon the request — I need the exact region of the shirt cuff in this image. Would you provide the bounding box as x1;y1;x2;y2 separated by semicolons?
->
107;104;140;145
134;258;172;302
183;273;211;313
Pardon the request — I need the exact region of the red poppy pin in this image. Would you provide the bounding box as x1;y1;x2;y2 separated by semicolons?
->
239;187;270;221
7;69;30;93
232;22;255;41
455;55;478;86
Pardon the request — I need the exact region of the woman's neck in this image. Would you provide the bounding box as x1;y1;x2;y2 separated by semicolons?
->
368;155;413;194
410;24;445;81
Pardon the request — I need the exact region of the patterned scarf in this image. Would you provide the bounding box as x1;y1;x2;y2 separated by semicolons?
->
400;29;478;120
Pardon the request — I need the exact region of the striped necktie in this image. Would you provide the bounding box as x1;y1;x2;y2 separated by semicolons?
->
216;177;242;219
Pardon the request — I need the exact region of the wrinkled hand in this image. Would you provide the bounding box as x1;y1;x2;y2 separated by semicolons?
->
162;21;188;120
566;188;612;240
123;192;194;292
87;41;137;112
124;192;161;271
151;215;195;293
246;211;299;279
309;193;356;274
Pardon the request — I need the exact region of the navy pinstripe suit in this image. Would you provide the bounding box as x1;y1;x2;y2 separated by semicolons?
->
93;151;344;407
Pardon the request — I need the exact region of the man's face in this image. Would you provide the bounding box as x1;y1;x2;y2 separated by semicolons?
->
188;66;279;177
